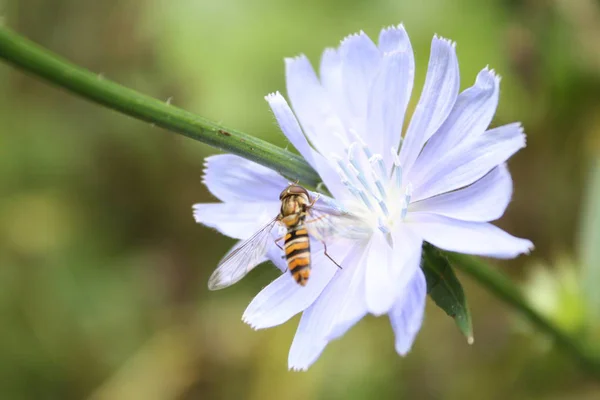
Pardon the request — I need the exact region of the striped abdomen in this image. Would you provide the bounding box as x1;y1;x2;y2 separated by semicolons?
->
284;225;311;286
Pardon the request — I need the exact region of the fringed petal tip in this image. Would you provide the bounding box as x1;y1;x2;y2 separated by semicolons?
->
284;54;309;66
287;343;324;372
381;22;406;33
378;23;413;63
264;91;282;102
432;34;456;48
509;122;527;147
320;47;338;63
475;67;501;89
202;155;217;169
191;204;206;223
522;239;535;255
339;30;369;46
241;315;262;331
494;122;526;147
201;155;223;178
480;65;502;82
288;365;309;372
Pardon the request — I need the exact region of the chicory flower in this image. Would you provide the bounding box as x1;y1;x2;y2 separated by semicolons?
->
194;24;533;370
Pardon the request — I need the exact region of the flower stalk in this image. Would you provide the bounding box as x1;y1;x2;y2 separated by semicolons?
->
1;25;599;377
0;26;319;186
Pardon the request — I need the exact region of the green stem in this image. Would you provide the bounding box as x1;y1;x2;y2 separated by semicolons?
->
0;26;319;186
447;252;600;377
1;25;599;377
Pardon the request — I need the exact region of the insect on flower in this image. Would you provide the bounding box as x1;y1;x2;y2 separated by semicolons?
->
195;24;534;371
207;183;361;290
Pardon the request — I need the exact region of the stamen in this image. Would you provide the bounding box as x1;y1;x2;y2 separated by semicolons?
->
346;160;360;176
341;179;360;197
346;145;378;201
404;183;413;205
390;148;403;190
377;199;390;217
338;174;364;203
357;188;375;211
378;217;389;234
369;154;388;188
400;199;408;220
348;164;372;194
333;155;356;185
347;129;377;165
336;163;375;213
378;217;394;248
393;165;403;190
347;142;360;162
371;169;387;200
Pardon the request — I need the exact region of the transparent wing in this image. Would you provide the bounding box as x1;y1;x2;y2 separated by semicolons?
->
305;194;367;241
208;217;280;290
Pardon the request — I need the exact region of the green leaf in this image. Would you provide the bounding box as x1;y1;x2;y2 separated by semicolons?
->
580;160;600;321
422;244;474;344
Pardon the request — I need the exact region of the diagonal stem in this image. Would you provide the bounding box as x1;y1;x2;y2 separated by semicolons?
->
1;25;599;378
0;26;319;186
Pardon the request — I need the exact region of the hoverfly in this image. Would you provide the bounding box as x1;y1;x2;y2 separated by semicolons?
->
207;184;357;290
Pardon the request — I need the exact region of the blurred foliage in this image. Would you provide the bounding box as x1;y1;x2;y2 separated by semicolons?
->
519;159;600;354
580;160;600;324
1;0;600;399
521;258;587;336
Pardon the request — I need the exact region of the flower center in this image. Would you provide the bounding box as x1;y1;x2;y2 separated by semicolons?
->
331;138;412;245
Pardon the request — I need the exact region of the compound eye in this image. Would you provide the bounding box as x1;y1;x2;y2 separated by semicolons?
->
279;188;288;200
288;185;308;196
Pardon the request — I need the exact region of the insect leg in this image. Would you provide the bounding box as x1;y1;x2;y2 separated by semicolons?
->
304;215;326;224
274;235;285;250
273;235;287;261
308;193;321;207
322;241;342;270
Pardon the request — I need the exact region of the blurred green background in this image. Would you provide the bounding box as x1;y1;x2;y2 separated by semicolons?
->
1;0;600;398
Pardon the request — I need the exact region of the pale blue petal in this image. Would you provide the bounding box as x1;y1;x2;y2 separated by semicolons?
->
399;36;460;176
411;68;500;177
265;92;317;168
325;246;370;342
378;24;414;55
192;202;280;240
407;213;534;258
264;90;350;200
202;155;288;203
265;242;287;272
389;267;427;355
320;48;352;129
365;228;422;316
242;241;349;330
339;31;381;140
410;164;512;222
319;48;343;101
367;50;414;167
288;244;368;371
311;153;354;202
411;123;526;202
285;55;347;156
